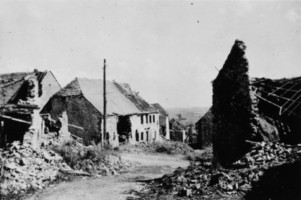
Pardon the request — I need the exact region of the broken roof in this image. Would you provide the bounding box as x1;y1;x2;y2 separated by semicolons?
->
251;76;301;118
113;82;156;113
196;108;213;125
151;103;169;116
55;78;156;116
0;71;47;105
170;118;186;129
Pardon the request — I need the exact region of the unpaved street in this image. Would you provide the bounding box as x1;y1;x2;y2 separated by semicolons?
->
25;152;190;200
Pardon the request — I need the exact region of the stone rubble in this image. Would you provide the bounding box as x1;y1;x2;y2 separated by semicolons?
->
0;140;132;198
53;141;131;177
0;141;71;196
71;152;131;176
142;141;301;199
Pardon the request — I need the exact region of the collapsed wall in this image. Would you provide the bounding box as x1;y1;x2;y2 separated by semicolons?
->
42;95;102;145
0;71;67;149
212;40;253;167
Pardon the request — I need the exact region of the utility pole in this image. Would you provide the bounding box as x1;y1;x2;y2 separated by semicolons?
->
102;59;107;147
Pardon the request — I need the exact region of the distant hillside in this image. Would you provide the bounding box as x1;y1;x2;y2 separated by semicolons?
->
166;107;210;126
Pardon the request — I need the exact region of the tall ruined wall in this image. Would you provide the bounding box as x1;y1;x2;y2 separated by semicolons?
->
212;40;253;167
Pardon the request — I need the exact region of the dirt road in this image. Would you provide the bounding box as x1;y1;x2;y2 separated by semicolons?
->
25;152;190;200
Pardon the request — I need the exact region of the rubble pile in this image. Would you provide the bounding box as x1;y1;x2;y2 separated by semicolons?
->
235;141;300;167
71;154;131;176
142;141;301;199
153;141;194;155
0;140;133;198
0;141;71;196
119;141;194;156
52;142;131;176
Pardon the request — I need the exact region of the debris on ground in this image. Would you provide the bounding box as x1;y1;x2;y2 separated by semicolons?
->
0;141;71;196
138;141;301;199
0;140;132;199
119;141;194;156
51;141;132;176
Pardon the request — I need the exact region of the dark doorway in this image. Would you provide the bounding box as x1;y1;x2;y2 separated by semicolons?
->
117;115;131;143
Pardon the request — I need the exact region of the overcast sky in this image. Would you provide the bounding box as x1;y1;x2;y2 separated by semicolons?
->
0;0;300;108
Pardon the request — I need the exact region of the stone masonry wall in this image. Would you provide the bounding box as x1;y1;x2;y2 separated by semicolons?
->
212;40;253;167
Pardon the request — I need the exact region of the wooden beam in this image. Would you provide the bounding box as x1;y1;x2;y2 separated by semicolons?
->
68;124;84;130
0;114;31;124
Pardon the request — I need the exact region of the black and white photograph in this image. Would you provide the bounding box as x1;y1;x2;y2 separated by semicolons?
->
0;0;300;199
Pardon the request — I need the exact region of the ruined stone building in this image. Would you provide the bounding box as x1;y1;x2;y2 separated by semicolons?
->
169;118;186;142
0;70;62;148
151;103;170;140
43;78;164;146
211;39;301;167
195;108;213;149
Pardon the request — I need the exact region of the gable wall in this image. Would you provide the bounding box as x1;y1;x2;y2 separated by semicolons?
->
39;72;61;110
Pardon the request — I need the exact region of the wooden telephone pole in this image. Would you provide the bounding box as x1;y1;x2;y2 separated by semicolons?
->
102;59;107;147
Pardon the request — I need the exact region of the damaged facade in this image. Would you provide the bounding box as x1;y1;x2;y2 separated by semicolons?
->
44;78;164;146
151;103;170;140
212;39;301;167
0;70;62;148
113;82;163;144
